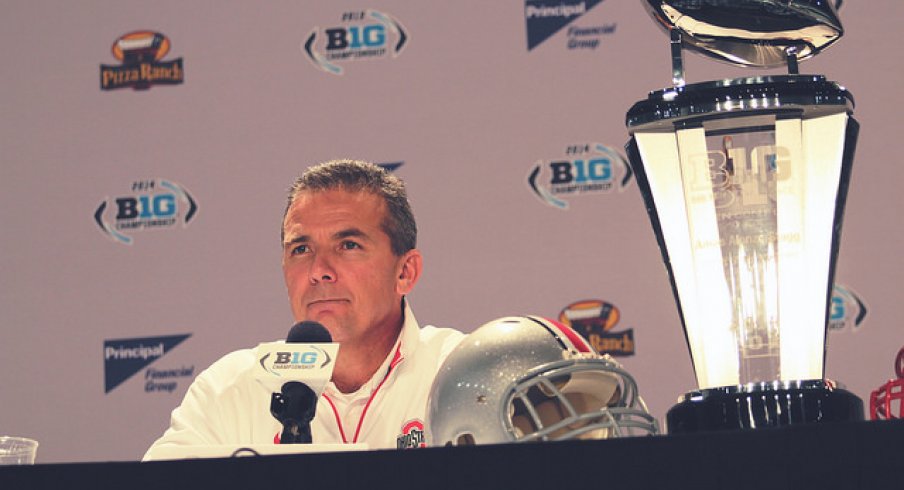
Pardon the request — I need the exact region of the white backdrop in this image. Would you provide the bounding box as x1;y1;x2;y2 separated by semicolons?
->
1;0;902;463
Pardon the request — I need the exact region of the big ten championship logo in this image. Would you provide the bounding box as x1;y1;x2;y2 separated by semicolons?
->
94;179;198;245
261;346;332;376
303;10;407;75
525;0;607;51
558;299;635;356
100;31;184;90
828;284;868;333
103;334;191;393
527;144;632;209
685;135;791;212
397;420;426;449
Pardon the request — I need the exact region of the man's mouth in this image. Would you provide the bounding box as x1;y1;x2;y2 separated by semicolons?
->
307;298;349;307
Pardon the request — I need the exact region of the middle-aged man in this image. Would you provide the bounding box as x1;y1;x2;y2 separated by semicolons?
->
144;159;464;458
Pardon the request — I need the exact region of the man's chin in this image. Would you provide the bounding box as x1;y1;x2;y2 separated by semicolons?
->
299;313;345;342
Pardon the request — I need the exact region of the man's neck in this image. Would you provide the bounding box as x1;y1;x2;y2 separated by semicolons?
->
331;322;403;394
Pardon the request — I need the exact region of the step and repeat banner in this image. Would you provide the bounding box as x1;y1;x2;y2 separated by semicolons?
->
2;1;902;463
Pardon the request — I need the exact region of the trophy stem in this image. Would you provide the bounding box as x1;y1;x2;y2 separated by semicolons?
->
670;29;685;87
786;47;800;75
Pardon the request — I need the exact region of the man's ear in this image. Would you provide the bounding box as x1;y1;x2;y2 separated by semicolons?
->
395;249;422;296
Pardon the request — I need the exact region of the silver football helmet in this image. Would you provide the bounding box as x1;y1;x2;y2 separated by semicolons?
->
427;316;659;446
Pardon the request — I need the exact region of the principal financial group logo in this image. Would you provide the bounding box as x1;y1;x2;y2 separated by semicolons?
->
104;334;192;393
100;31;184;90
94;179;198;245
303;10;408;75
525;0;615;51
527;144;633;209
558;299;635;356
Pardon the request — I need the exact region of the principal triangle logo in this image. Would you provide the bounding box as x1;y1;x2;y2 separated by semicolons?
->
525;0;605;50
104;334;190;393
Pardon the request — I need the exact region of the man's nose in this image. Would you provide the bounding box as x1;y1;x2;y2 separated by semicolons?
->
309;252;336;284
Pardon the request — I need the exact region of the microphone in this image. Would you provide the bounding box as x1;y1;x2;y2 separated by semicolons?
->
287;321;332;343
269;321;332;444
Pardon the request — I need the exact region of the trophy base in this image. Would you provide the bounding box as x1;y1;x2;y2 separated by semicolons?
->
666;380;863;434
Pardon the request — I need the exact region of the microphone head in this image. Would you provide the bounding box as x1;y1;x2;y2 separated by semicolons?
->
286;321;332;343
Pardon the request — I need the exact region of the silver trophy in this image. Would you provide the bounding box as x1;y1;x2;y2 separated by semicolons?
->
625;0;863;433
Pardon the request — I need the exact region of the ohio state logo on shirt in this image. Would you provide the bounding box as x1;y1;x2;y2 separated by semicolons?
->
396;419;426;449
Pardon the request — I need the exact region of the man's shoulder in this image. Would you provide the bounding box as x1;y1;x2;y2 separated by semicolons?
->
418;324;465;342
210;346;257;367
194;347;258;386
416;324;465;358
403;301;464;349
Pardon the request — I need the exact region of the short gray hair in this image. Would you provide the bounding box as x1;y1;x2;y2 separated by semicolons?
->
281;159;417;256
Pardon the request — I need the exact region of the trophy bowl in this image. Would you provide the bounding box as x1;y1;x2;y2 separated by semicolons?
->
643;0;844;68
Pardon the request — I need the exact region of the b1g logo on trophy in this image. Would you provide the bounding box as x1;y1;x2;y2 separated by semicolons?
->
100;31;184;90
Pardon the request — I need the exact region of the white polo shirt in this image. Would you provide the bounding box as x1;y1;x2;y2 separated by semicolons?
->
144;302;463;459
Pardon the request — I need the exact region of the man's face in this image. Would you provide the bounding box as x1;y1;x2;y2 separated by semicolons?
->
281;189;417;344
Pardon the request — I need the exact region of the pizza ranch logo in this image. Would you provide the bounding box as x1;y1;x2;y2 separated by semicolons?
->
558;299;635;356
396;419;426;449
100;31;184;90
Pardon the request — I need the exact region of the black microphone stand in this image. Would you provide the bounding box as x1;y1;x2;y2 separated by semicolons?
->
270;381;318;444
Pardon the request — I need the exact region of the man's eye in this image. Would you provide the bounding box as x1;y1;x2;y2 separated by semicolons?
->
291;244;308;255
341;241;360;250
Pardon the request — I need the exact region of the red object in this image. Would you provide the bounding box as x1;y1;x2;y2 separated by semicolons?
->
869;347;904;420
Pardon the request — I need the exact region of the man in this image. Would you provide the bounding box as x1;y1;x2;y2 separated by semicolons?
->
144;160;463;458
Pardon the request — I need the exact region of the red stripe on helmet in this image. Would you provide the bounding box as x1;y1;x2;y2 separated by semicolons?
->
537;316;593;353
